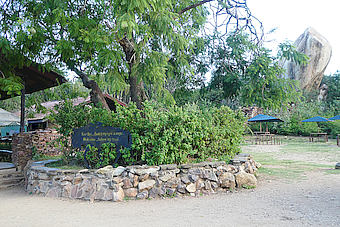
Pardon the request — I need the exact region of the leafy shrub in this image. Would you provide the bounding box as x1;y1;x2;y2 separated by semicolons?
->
85;143;117;168
52;99;246;167
265;100;340;137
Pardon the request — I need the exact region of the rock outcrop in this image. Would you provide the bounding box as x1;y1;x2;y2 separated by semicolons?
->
280;27;332;91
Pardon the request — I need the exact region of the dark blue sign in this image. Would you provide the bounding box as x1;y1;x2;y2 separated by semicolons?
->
72;122;132;168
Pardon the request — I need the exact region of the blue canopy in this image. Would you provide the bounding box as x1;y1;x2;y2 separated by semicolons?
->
329;115;340;121
301;116;330;122
248;114;283;122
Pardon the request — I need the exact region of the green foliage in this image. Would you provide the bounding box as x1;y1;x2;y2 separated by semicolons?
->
208;32;304;109
321;72;340;110
85;143;117;169
264;99;340;138
52;97;246;167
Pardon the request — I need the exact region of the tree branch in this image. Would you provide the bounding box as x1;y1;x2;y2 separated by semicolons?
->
177;0;214;16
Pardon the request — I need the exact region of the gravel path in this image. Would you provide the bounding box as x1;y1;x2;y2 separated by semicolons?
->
1;145;340;226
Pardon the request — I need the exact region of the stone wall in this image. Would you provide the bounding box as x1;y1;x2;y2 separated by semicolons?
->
12;133;33;169
12;130;62;170
31;129;62;156
26;154;259;202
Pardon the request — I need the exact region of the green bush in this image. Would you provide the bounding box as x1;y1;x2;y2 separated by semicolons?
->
85;143;117;168
52;100;246;167
265;100;340;137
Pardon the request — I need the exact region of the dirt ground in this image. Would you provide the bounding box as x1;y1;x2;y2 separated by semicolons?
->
1;144;340;227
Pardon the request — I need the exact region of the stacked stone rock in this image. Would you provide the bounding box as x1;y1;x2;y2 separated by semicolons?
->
26;154;258;202
12;133;33;170
31;130;62;156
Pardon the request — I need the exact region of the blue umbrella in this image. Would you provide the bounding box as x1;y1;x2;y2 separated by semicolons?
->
329;115;340;121
248;114;283;132
248;114;283;122
301;116;330;122
301;116;330;133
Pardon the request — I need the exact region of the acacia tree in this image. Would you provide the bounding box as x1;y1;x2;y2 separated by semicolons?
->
208;32;308;109
0;0;263;109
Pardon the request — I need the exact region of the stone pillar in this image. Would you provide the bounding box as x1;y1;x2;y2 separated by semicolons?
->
12;132;33;171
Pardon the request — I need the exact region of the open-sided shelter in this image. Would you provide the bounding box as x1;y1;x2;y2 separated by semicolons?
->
0;62;67;132
248;114;284;132
0;108;27;136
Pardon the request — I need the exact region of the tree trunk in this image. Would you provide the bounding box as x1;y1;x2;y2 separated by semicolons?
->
119;36;148;109
67;62;110;111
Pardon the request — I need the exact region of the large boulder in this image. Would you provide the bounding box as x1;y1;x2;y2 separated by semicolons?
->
280;27;332;91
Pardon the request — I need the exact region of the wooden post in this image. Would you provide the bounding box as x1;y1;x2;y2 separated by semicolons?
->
20;80;25;133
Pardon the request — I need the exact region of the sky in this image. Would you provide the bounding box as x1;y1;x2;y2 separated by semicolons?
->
248;0;339;75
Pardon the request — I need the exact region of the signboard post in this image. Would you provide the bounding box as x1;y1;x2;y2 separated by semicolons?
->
72;122;132;168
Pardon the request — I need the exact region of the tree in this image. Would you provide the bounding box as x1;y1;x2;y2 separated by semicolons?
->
0;0;263;109
208;32;308;109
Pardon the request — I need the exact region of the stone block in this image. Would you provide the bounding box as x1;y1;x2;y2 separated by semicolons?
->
124;188;138;197
219;172;236;189
113;187;125;202
186;183;196;193
136;191;148;200
159;164;177;170
148;187;159;198
138;180;156;191
234;171;257;188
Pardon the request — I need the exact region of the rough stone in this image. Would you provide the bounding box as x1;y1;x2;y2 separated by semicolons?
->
135;167;160;175
209;161;226;168
73;177;82;185
211;182;218;189
138;180;156;191
38;173;50;180
112;166;127;176
176;183;187;194
335;163;340;169
195;178;205;190
63;176;74;182
186;183;196;193
244;161;254;174
180;163;193;169
159;186;167;196
188;168;204;177
181;175;191;184
188;174;199;183
96;165;114;174
148;187;159;198
46;188;61;198
133;175;139;187
165;177;179;188
234;171;257;188
112;176;123;184
123;177;133;189
136;191;148;200
159;172;175;182
112;186;125;202
219;172;236;188
104;189;113;201
204;180;212;190
159;164;177;170
280;27;332;91
205;170;218;182
124;188;138;197
94;188;105;200
149;171;159;179
167;188;176;197
70;185;79;199
138;174;149;182
62;184;72;198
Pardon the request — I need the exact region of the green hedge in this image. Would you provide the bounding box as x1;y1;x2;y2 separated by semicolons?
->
51;100;246;167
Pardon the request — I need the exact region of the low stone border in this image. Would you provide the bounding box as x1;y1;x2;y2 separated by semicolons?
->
26;154;259;202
